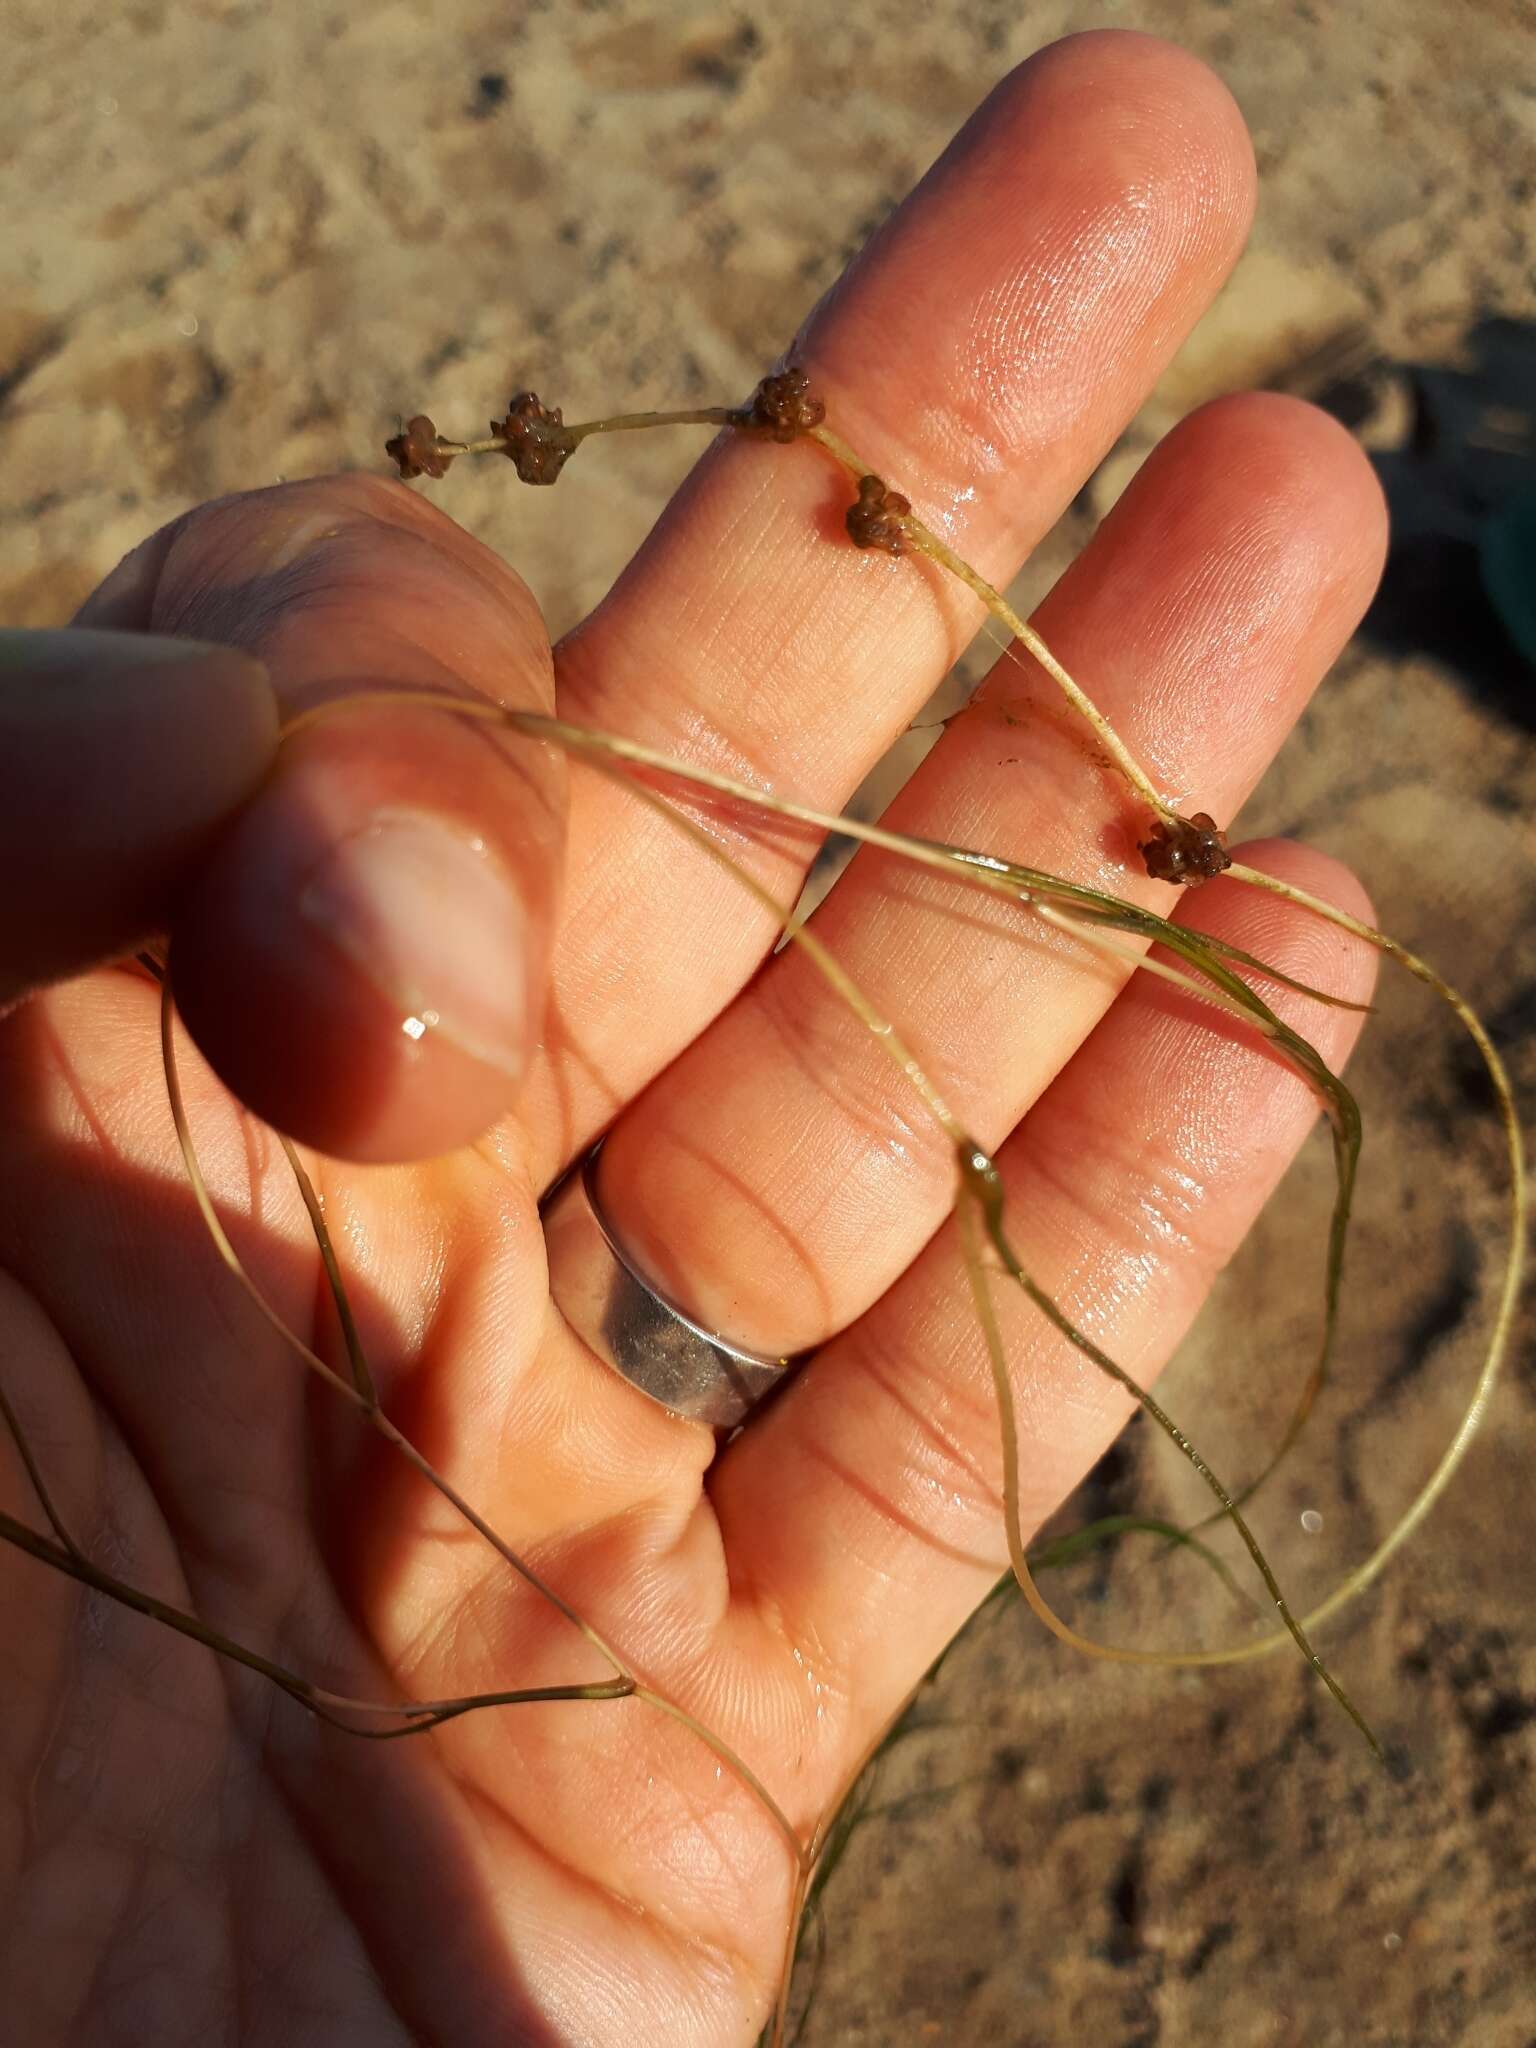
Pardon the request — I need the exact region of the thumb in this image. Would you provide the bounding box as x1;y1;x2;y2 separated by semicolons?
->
0;627;278;1006
135;475;567;1165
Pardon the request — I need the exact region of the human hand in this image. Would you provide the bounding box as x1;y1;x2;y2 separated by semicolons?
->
0;33;1386;2045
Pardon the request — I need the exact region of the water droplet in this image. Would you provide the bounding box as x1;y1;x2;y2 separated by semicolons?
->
1300;1509;1324;1535
100;94;119;116
1383;1931;1402;1953
176;313;200;337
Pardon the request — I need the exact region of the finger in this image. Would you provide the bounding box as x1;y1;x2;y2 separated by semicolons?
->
717;839;1379;1738
529;31;1257;1163
593;394;1388;1355
0;629;276;1008
89;474;566;1163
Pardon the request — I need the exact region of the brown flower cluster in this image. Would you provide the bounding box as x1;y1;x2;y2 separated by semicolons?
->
845;474;911;554
1139;811;1232;886
491;391;578;485
384;415;455;480
744;367;826;441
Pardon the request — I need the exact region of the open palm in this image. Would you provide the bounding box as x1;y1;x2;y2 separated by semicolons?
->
0;34;1388;2047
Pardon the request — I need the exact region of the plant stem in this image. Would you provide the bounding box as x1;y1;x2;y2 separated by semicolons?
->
806;420;1177;824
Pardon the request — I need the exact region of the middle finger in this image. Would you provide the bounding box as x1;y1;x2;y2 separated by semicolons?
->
590;391;1388;1358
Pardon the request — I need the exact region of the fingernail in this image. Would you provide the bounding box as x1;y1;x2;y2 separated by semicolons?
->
299;809;528;1080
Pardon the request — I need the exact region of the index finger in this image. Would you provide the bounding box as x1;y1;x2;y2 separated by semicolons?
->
533;30;1258;1168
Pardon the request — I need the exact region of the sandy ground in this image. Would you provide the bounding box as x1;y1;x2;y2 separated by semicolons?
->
4;2;1534;2043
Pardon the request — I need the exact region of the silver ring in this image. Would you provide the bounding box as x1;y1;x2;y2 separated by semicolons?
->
542;1146;795;1429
